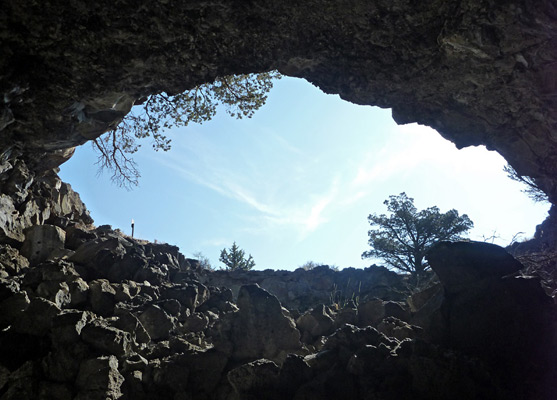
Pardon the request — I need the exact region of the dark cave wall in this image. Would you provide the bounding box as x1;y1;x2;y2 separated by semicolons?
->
1;0;557;201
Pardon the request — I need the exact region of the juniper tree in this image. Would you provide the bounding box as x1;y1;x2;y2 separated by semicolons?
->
219;242;255;271
362;193;473;277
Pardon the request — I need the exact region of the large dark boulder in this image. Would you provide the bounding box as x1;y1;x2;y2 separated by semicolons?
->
212;284;302;364
425;241;557;399
426;241;524;293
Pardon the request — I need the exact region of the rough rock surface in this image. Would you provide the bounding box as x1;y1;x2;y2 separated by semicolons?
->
200;265;406;311
0;184;554;400
507;205;557;297
424;241;557;399
0;151;92;245
1;0;557;202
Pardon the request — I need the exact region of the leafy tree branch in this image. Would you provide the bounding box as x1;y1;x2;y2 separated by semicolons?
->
93;71;281;188
503;164;549;203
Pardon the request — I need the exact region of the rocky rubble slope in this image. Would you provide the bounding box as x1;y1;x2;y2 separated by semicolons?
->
0;163;555;400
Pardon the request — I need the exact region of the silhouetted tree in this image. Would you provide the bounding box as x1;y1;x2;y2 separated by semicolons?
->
192;251;214;271
219;242;255;271
503;164;549;203
362;193;473;276
93;71;281;188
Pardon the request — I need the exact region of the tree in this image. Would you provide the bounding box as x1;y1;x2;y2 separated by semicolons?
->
192;251;214;271
299;261;340;271
361;193;473;276
219;242;255;271
93;71;281;188
300;261;320;270
503;164;549;203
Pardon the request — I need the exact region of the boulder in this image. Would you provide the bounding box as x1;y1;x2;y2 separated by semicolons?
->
276;354;313;398
43;345;89;383
426;241;557;398
228;359;280;399
64;225;97;251
81;319;133;357
357;298;385;327
0;245;29;275
383;301;411;323
113;310;151;346
44;311;92;382
0;195;24;243
174;349;229;395
157;298;182;316
113;281;140;303
12;297;61;336
149;347;229;397
138;304;175;341
296;304;335;343
69;237;127;280
67;277;90;306
88;279;117;317
228;284;302;363
75;356;124;400
426;241;523;294
198;286;235;313
406;283;442;312
36;280;71;308
182;312;210;333
20;224;66;266
2;160;33;206
333;305;358;328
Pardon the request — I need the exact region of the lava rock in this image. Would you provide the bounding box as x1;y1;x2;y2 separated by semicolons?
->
138;304;176;341
227;284;302;363
75;356;124;400
20;224;66;266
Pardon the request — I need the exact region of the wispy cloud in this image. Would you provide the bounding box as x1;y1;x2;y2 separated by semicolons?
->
149;144;342;240
300;174;340;234
152;155;279;216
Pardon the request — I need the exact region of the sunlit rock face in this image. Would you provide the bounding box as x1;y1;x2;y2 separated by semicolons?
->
1;0;557;201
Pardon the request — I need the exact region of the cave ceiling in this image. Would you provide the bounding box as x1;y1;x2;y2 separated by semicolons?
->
1;0;556;201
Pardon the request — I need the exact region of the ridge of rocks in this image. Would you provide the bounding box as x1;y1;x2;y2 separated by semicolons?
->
0;160;555;399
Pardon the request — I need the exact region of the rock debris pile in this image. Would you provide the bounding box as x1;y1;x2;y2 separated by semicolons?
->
0;160;555;400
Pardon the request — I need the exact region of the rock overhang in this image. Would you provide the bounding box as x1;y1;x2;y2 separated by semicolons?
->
1;0;556;202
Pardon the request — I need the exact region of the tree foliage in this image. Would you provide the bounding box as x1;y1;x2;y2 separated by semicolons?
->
192;251;214;271
503;164;549;203
93;71;281;188
219;242;255;271
362;193;474;276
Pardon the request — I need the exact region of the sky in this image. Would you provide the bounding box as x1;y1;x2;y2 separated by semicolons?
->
59;77;550;271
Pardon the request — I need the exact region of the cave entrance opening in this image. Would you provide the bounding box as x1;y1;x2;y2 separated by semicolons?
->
58;76;550;271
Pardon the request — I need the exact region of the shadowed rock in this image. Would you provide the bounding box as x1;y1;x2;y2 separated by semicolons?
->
214;284;302;364
20;224;66;266
425;241;557;398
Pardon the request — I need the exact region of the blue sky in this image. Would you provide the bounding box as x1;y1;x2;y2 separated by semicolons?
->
59;77;550;270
